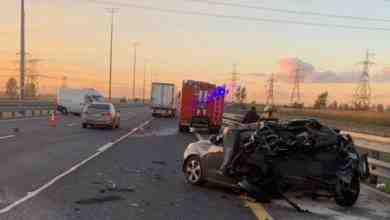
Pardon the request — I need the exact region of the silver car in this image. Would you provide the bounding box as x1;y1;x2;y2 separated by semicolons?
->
182;132;239;188
81;103;120;129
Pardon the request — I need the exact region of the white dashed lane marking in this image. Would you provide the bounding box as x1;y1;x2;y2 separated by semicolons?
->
0;135;15;140
0;118;153;214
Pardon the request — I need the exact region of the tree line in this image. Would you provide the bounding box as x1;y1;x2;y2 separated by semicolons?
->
313;91;389;112
4;77;38;99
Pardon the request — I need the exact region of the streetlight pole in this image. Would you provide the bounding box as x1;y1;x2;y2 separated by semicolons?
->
149;64;153;99
20;0;26;100
143;59;148;104
107;8;118;101
132;42;139;100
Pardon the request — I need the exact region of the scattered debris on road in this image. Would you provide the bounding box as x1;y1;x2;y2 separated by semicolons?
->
75;195;124;205
129;202;142;208
152;160;167;166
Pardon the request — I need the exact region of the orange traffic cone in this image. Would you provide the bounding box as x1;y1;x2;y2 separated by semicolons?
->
49;112;58;127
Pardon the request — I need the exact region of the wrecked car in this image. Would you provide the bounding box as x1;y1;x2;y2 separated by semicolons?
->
182;118;369;209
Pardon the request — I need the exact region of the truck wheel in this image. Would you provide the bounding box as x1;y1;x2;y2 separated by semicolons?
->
335;174;360;207
179;125;189;133
209;127;221;134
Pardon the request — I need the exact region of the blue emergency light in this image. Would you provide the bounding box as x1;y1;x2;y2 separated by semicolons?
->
207;86;227;102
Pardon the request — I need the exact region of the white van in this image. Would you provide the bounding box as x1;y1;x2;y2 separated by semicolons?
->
57;88;104;115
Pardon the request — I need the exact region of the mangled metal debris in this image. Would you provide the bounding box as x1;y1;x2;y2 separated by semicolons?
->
183;118;370;211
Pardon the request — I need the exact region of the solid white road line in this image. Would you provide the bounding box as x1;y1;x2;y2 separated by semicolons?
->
97;142;114;152
193;132;274;220
0;118;153;214
0;135;15;140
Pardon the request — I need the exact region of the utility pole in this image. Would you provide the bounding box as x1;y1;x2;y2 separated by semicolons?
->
20;0;26;100
106;8;118;101
150;64;153;98
132;42;140;100
143;58;148;103
61;76;68;89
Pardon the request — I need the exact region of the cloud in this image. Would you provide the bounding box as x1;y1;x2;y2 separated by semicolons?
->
372;68;390;83
245;73;267;77
277;58;390;83
277;57;315;82
306;71;360;83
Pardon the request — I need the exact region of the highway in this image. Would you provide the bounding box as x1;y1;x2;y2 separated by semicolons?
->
0;106;389;219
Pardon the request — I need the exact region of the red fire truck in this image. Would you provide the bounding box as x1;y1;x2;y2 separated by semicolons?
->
178;80;225;133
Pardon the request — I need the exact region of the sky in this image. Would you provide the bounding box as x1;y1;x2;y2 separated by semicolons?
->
1;0;390;105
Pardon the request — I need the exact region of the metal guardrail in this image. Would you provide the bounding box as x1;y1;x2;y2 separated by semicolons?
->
222;113;390;181
0;101;55;119
0;100;146;119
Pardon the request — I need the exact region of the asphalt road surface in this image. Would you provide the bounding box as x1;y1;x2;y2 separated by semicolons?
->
0;106;389;220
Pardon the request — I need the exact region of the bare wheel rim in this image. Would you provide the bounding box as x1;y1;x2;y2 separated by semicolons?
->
186;159;201;183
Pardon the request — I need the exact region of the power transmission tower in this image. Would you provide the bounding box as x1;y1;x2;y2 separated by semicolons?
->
266;73;276;106
290;67;302;105
230;64;239;103
20;0;26;100
353;49;374;110
106;8;118;101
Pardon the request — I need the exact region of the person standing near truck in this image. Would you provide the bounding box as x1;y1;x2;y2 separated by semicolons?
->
242;106;260;124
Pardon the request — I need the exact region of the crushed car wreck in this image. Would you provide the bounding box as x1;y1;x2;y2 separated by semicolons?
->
183;118;370;210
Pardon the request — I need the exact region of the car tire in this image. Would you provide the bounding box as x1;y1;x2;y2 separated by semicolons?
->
335;173;360;207
184;156;205;185
82;123;88;129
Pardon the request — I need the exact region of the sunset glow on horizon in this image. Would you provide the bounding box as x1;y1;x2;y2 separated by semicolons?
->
1;0;390;105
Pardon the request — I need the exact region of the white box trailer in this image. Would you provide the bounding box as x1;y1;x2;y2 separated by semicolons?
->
150;83;176;117
57;88;104;115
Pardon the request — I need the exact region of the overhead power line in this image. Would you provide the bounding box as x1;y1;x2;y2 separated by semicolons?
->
189;0;390;23
86;0;390;32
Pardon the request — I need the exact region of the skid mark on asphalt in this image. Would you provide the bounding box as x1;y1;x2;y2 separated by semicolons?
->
0;118;153;214
194;132;274;220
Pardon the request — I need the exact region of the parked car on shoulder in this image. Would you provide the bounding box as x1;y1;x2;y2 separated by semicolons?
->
81;103;120;129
